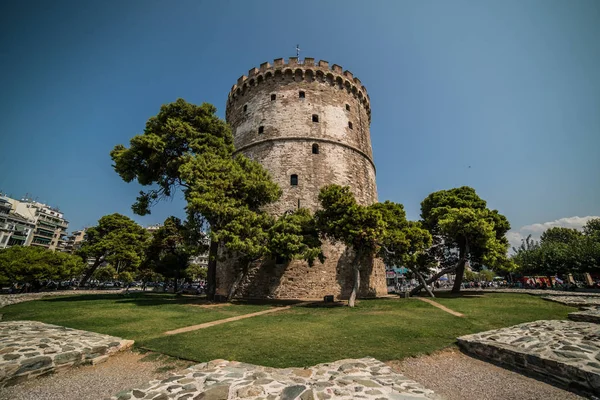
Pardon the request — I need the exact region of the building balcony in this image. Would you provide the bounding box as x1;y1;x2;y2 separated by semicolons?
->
35;229;54;238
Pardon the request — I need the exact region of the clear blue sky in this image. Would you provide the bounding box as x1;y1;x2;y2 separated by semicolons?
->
1;0;599;237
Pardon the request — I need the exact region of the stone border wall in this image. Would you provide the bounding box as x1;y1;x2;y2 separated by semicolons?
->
0;321;134;387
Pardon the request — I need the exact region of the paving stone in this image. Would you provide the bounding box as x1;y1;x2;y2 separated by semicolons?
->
569;307;600;324
543;296;600;308
457;319;600;396
109;358;441;399
0;321;134;388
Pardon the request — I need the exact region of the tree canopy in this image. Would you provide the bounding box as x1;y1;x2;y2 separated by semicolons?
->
512;218;600;276
78;213;150;286
419;186;511;293
110;99;282;299
0;246;85;287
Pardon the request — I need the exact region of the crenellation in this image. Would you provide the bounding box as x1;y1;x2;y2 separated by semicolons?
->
228;58;372;123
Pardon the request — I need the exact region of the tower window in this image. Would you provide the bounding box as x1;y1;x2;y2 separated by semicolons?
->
243;104;247;112
290;174;298;186
346;104;350;111
271;94;276;101
258;126;264;134
348;121;353;129
312;143;319;154
312;114;319;123
299;91;305;98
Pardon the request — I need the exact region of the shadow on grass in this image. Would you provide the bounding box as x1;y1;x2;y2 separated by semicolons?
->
41;292;212;306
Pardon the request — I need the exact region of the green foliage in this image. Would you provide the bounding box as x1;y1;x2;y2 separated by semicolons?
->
268;208;324;266
118;271;134;284
512;219;600;275
79;213;150;282
0;246;85;285
185;264;207;281
419;187;512;291
315;185;384;253
110;99;284;298
94;265;117;281
146;217;194;282
540;227;582;244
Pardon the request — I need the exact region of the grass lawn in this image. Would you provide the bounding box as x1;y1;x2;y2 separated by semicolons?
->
1;293;272;346
2;292;575;368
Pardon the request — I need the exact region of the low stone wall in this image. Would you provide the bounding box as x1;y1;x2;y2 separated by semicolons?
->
542;296;600;308
457;320;600;396
569;308;600;324
462;288;600;297
0;321;133;387
0;289;139;309
109;357;442;400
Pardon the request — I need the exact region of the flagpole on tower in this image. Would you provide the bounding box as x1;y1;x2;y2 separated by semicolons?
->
296;44;300;58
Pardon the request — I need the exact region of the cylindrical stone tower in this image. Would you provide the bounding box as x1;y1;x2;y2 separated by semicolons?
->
219;57;387;300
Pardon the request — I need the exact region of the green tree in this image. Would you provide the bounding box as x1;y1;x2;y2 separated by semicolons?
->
145;216;199;293
540;227;582;245
0;246;85;288
419;186;511;293
110;99;282;300
78;213;150;286
185;264;207;281
315;185;385;307
370;201;434;296
93;265;117;282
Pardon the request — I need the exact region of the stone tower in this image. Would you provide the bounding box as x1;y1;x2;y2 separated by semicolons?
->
219;57;387;299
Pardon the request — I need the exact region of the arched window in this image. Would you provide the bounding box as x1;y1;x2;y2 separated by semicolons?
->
299;91;305;98
243;104;247;112
271;94;276;101
312;143;319;154
258;126;264;134
312;114;319;123
290;174;298;186
348;121;353;129
346;104;350;111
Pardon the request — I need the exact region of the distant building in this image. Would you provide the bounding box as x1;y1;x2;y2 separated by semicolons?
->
5;196;69;251
0;196;36;248
62;228;87;254
145;224;162;234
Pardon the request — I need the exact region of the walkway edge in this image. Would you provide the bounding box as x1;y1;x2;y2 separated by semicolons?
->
415;297;465;317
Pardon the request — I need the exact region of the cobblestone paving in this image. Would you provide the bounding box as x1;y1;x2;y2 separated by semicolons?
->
457;320;600;396
0;321;134;388
0;290;139;309
109;358;442;400
569;307;600;324
542;296;600;308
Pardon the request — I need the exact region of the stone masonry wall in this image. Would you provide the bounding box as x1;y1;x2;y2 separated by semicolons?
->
218;58;387;300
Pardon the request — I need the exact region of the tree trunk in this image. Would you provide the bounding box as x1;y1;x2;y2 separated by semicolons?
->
206;240;218;301
227;261;250;302
409;265;460;296
79;256;104;288
348;255;361;307
414;269;435;298
451;240;469;293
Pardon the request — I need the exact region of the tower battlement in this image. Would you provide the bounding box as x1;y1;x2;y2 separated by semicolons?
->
227;58;371;123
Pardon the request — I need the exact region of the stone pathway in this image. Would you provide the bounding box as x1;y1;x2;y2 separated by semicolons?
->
457;320;600;397
414;298;464;317
0;290;139;309
109;357;441;400
0;321;133;388
462;288;600;297
569;307;600;324
542;296;600;308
